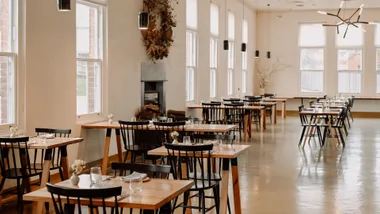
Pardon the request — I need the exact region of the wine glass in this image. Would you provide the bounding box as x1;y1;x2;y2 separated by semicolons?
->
90;167;102;184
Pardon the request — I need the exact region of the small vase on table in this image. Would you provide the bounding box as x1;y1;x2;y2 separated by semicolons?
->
70;173;80;185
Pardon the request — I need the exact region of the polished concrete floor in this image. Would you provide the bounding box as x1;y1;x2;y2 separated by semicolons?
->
5;117;380;213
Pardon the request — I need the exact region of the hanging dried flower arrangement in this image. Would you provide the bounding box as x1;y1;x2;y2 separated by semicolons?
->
141;0;178;61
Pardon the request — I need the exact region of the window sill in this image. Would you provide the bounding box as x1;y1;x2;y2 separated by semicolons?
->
76;113;107;125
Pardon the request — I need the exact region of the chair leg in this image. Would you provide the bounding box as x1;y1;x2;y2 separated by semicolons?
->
212;186;220;214
338;128;346;148
299;126;306;146
182;191;189;214
58;168;64;181
201;190;206;214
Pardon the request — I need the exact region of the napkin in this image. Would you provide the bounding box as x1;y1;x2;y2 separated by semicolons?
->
120;172;148;182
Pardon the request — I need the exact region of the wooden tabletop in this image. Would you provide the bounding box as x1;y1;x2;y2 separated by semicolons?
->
148;144;251;159
82;121;237;133
0;137;83;149
300;109;341;116
258;101;277;106
23;174;193;210
312;104;345;109
187;104;265;110
264;98;287;102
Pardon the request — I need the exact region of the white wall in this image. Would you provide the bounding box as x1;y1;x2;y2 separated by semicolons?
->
256;9;380;111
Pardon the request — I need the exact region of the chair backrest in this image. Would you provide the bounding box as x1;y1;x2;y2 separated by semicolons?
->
201;102;224;124
111;162;171;178
224;103;244;123
46;183;122;214
34;128;71;169
298;105;308;125
0;137;40;178
164;143;214;189
193;134;235;144
153;121;186;144
119;121;153;150
263;93;274;98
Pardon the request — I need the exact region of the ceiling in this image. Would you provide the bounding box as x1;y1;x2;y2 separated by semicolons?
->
248;0;380;11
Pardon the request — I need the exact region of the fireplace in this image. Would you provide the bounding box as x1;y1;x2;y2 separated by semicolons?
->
141;62;167;114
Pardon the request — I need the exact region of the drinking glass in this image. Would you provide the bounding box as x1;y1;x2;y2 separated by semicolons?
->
129;174;143;193
131;117;136;122
167;118;173;122
183;136;191;144
90;167;102;184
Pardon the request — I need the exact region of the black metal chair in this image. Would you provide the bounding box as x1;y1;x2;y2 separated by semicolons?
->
224;103;244;139
0;137;43;214
202;102;225;124
111;162;172;214
165;143;219;214
34;128;71;181
46;183;122;214
119;120;160;164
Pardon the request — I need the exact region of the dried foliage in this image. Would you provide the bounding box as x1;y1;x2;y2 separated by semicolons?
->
256;57;291;89
141;0;178;61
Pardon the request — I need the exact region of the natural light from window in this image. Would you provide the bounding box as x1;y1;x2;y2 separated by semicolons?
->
210;3;218;98
186;0;197;101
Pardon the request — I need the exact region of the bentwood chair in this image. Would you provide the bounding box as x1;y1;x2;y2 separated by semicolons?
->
46;183;122;214
165;143;219;214
202;102;225;124
224;103;244;139
111;163;172;214
34;128;71;181
0;137;43;214
119;120;160;164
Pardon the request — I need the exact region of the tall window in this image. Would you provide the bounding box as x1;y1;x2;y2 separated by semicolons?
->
227;11;235;95
186;0;197;101
241;20;248;94
337;25;363;93
0;0;16;125
299;24;325;93
375;24;380;93
76;1;103;115
210;3;218;98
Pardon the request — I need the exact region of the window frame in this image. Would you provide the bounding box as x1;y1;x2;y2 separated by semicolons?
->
298;23;325;94
375;24;380;93
337;48;363;94
76;0;105;118
0;0;18;127
227;42;235;96
210;37;218;98
186;30;197;102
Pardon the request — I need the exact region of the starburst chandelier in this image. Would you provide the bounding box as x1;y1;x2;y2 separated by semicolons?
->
317;1;373;38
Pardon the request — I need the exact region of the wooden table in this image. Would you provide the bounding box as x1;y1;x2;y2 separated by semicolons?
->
81;122;237;175
24;174;193;213
187;104;267;140
259;101;278;124
263;98;287;118
300;109;341;147
148;144;251;214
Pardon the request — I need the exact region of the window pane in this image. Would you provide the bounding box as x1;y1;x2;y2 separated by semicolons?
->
76;3;99;58
210;37;218;68
228;12;235;40
242;20;248;43
376;24;380;46
186;67;195;101
210;69;216;98
228;42;234;69
242;70;246;94
337;24;363;47
186;0;197;29
228;69;233;95
377;71;380;93
301;71;323;93
0;55;15;124
186;31;196;66
299;24;325;47
76;61;101;115
0;0;13;52
338;71;361;93
210;3;219;36
300;48;324;70
377;48;380;70
338;50;362;70
242;52;247;70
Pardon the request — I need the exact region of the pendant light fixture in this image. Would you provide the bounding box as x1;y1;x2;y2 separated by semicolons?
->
138;12;149;30
57;0;70;11
223;0;229;50
266;4;271;59
241;0;247;52
254;0;259;58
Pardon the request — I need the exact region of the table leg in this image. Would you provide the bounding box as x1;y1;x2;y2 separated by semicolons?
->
273;105;277;124
282;102;286;118
247;112;252;138
303;116;313;148
115;129;123;162
243;114;248;141
260;109;266;131
60;146;70;179
231;158;242;214
36;149;53;214
102;128;112;175
220;158;230;214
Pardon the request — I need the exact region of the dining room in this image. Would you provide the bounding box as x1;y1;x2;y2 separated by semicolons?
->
2;0;380;213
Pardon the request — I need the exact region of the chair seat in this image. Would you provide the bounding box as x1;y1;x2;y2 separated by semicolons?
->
1;168;43;179
189;180;219;191
189;172;221;181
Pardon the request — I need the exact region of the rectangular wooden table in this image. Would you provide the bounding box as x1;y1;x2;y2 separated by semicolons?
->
148;144;251;214
24;174;193;213
262;98;287;118
81;122;237;175
258;101;278;124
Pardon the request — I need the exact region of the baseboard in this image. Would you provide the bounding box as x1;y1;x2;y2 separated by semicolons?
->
276;110;380;118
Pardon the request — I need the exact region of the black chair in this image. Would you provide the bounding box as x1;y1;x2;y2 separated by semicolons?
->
34;128;71;181
224;103;244;139
165;143;219;214
202;102;225;124
119;120;160;163
0;137;43;214
328;108;348;148
111;162;172;214
298;105;308;146
263;93;275;98
46;183;122;214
